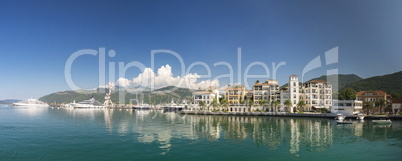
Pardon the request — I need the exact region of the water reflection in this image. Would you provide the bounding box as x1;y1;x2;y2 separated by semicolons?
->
13;106;48;117
44;108;402;156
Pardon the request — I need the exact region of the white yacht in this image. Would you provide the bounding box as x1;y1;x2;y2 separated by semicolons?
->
132;102;152;110
163;100;187;112
356;113;365;120
335;113;346;120
13;98;49;107
73;97;105;108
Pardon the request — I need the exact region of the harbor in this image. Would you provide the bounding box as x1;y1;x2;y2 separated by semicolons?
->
1;104;402;160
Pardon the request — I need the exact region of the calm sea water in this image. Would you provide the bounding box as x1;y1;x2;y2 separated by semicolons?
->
1;105;402;161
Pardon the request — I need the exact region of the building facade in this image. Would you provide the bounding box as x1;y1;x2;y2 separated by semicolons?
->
252;79;279;104
224;85;246;105
356;91;387;106
300;80;332;111
331;100;363;115
391;98;402;114
193;91;216;105
280;75;332;112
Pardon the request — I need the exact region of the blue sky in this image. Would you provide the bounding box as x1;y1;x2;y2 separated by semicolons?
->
1;0;402;100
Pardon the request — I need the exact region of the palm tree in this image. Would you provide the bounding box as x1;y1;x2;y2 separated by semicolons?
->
248;99;254;108
284;100;292;112
296;100;306;112
375;99;386;114
363;101;373;115
211;98;219;111
272;100;280;112
255;80;260;84
259;100;268;111
220;99;229;111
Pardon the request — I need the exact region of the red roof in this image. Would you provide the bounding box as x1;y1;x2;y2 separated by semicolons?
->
392;98;402;103
308;80;328;83
356;91;387;96
254;83;278;86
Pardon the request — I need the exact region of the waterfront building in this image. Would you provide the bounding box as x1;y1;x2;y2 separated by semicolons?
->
279;87;290;111
300;80;332;111
391;98;402;114
245;90;253;103
252;79;280;105
330;100;363;115
356;91;387;106
192;91;216;105
224;85;246;105
280;75;332;112
288;75;300;112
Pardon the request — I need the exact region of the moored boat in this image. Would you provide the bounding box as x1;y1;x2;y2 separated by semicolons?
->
73;97;105;108
337;120;353;124
13;98;49;107
372;119;392;125
356;113;364;120
335;113;346;120
132;103;152;110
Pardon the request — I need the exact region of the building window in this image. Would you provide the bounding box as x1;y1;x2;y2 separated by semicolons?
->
293;88;296;92
293;82;296;86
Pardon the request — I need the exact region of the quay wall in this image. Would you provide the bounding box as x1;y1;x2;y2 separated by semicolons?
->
179;111;402;120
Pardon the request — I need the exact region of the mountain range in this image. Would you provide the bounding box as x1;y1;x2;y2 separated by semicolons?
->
39;86;194;104
39;71;402;103
0;99;21;104
342;71;402;96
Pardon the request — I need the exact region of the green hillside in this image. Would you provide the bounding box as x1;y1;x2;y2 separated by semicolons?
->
39;86;194;104
342;71;402;96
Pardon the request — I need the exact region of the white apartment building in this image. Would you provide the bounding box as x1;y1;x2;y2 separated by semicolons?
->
280;75;332;112
193;91;216;105
252;79;279;104
331;100;363;115
300;80;332;111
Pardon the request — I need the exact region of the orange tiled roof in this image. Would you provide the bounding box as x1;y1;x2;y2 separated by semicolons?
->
308;80;328;83
356;91;387;96
254;83;278;86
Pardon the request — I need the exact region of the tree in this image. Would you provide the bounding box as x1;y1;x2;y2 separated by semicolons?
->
284;100;292;112
248;99;254;108
273;100;280;112
339;88;356;100
375;99;386;114
391;92;402;98
259;100;268;111
271;100;280;112
363;101;373;115
211;98;219;111
255;80;260;84
199;101;206;110
296;100;306;112
220;99;229;111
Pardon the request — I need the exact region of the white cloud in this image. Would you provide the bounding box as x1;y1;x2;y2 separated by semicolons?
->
116;77;131;87
116;64;219;90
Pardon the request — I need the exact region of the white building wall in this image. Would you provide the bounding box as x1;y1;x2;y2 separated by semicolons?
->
289;75;299;113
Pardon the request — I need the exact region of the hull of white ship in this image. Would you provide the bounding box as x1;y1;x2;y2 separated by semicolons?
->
13;103;49;107
73;104;106;108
